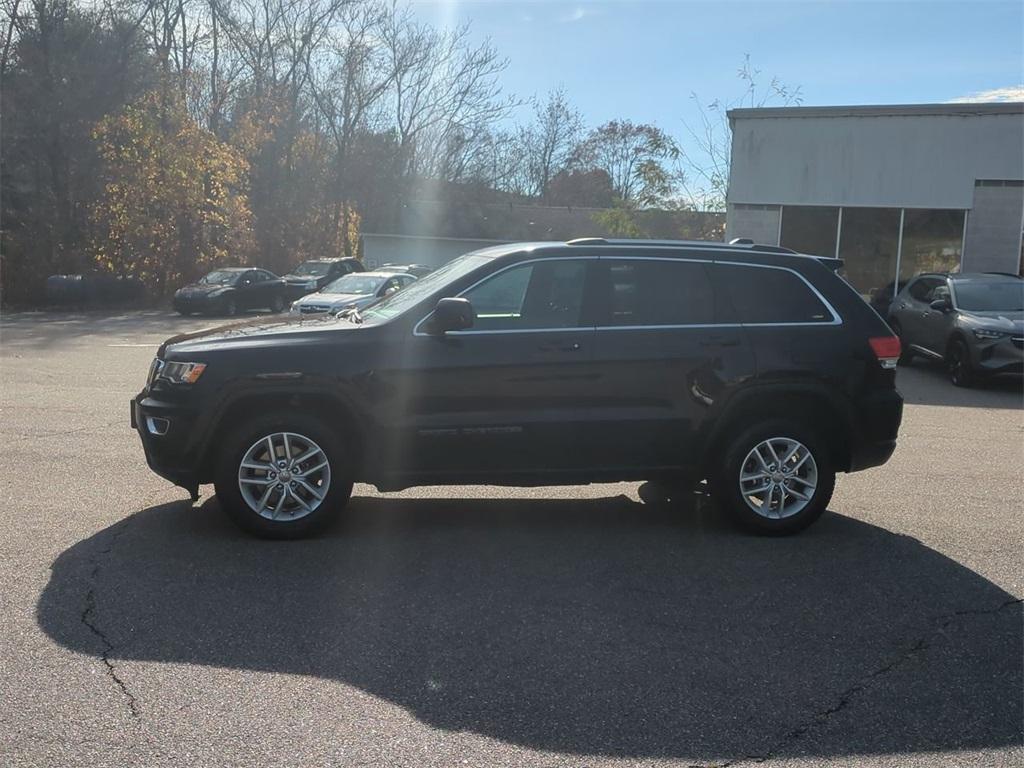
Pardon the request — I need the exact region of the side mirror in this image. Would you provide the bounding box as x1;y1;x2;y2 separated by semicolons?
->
929;297;952;312
424;297;474;334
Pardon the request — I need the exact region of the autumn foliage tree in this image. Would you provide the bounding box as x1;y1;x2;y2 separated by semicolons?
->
92;89;254;294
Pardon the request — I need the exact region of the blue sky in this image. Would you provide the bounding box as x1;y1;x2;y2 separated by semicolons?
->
411;0;1024;140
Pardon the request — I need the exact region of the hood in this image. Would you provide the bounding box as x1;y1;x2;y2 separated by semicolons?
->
177;283;233;296
961;310;1024;333
282;274;321;283
159;313;358;357
293;292;371;308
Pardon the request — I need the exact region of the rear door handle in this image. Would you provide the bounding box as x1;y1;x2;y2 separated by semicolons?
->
538;341;581;352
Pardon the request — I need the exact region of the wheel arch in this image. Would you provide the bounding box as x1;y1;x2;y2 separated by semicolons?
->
197;387;366;484
702;384;855;475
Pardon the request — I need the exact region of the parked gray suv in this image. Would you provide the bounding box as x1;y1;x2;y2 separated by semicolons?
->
887;272;1024;386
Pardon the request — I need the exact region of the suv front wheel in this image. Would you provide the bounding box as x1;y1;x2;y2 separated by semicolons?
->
214;413;353;538
711;419;835;535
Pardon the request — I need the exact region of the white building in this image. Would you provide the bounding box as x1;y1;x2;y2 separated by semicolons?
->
725;102;1024;297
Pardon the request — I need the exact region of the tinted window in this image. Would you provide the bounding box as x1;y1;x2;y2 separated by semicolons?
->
601;259;715;326
908;277;943;302
463;260;587;331
718;264;833;324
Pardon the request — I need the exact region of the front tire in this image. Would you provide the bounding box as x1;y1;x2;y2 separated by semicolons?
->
222;297;238;317
947;339;975;388
214;413;353;538
710;419;835;535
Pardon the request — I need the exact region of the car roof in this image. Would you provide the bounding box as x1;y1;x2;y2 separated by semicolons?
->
475;239;844;271
948;272;1022;281
208;266;251;272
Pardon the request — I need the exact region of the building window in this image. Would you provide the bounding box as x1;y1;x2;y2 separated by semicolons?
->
838;207;902;298
899;209;964;279
779;206;840;257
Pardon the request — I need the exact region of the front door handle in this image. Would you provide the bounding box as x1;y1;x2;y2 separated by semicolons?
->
538;341;581;352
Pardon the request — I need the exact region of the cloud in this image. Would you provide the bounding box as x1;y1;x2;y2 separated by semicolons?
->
948;85;1024;103
559;6;603;23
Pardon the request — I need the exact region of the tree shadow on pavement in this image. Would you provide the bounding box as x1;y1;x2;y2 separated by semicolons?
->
37;490;1022;763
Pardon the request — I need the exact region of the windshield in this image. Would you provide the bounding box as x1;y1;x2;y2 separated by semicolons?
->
322;274;385;295
293;261;333;276
954;280;1024;312
361;253;494;323
199;270;241;285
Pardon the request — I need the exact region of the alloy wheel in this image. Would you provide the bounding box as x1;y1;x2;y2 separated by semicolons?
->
738;437;818;520
237;432;331;521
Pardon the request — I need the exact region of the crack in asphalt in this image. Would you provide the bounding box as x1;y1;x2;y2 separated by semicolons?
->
694;597;1024;768
79;514;141;719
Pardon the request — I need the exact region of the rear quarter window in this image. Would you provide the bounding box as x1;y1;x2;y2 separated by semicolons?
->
717;263;835;324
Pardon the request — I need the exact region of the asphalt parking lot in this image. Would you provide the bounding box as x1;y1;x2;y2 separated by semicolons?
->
1;310;1021;768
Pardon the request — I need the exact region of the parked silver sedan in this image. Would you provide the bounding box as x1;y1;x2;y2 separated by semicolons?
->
289;271;417;315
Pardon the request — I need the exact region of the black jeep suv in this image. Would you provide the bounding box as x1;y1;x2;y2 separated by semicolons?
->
133;239;903;538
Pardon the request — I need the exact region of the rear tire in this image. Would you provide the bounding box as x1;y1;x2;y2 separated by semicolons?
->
710;419;835;535
947;339;975;388
270;294;285;313
214;412;353;538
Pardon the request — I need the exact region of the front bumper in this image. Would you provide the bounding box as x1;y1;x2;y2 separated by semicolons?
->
973;335;1024;375
173;296;219;314
132;393;202;496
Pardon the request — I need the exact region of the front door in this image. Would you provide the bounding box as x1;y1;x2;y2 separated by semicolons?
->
377;257;601;479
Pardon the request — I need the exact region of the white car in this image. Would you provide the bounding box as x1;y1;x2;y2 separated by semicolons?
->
289;271;417;315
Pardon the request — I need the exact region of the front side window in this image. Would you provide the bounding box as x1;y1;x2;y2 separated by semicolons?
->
600;259;716;326
717;264;834;324
462;260;587;331
907;277;943;302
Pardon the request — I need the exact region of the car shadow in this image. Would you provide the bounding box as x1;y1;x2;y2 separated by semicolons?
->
37;490;1021;762
896;360;1023;409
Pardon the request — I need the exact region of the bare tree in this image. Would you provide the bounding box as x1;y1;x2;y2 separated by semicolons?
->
523;87;582;200
678;54;803;211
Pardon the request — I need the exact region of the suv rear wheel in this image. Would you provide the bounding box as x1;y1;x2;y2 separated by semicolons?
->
711;419;835;535
214;412;353;538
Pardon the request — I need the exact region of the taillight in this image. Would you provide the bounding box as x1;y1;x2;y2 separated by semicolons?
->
869;336;901;369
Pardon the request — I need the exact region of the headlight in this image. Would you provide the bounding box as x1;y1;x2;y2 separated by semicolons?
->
973;329;1009;340
159;361;207;384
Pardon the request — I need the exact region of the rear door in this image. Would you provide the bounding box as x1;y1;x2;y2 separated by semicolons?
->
712;261;847;388
384;257;601;476
894;276;944;353
586;255;752;470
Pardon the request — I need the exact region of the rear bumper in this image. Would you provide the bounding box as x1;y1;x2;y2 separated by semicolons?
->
847;388;903;472
132;393;202;495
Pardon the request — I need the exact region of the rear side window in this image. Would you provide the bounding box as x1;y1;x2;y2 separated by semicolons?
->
717;264;834;324
600;259;716;326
